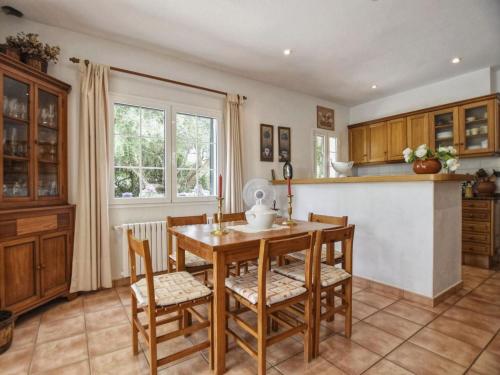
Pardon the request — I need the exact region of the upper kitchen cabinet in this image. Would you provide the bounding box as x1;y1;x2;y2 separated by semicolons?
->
349;125;368;164
459;99;496;155
430;107;459;150
407;113;429;150
387;117;407;161
367;122;387;162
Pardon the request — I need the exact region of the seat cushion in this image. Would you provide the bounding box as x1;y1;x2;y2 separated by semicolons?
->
170;249;211;268
288;245;342;263
274;262;351;288
225;271;306;306
131;271;212;307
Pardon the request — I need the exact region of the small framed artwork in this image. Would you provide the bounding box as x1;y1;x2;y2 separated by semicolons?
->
260;123;274;162
278;126;291;162
317;105;335;131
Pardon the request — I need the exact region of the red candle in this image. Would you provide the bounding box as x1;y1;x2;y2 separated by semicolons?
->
287;177;291;196
218;174;223;198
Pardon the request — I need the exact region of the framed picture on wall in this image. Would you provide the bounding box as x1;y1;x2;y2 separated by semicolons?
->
260;124;274;162
278;126;291;162
317;105;335;131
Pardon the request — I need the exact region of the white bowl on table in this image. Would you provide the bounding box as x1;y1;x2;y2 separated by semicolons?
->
331;161;354;177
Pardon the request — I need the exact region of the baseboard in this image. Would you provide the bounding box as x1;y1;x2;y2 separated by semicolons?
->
112;277;130;287
431;280;464;306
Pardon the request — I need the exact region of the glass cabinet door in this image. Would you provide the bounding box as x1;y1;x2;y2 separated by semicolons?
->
37;89;59;197
460;100;494;154
2;75;31;198
430;107;458;150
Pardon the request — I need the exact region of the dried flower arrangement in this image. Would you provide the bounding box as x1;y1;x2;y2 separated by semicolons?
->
4;32;60;72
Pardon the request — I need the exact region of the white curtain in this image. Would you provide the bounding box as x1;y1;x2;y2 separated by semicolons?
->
224;94;244;212
70;62;112;292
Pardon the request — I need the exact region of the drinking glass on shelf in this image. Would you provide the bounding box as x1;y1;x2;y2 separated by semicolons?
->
8;98;19;118
3;96;9;115
47;104;56;127
40;108;49;125
18;102;27;120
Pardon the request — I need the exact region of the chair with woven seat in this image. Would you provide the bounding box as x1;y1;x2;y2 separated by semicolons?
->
225;232;315;375
214;212;249;275
274;225;354;358
127;230;213;375
167;214;211;281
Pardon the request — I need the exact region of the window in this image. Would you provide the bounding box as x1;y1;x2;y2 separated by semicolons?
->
113;103;166;199
313;130;338;178
110;96;221;204
174;112;217;198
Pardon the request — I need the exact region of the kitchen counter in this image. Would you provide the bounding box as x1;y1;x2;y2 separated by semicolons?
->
274;174;467;306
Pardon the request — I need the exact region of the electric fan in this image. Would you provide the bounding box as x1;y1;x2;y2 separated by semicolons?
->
242;178;276;209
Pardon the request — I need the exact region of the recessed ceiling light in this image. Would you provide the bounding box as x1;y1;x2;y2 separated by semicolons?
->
371;84;377;89
451;57;461;64
283;49;292;56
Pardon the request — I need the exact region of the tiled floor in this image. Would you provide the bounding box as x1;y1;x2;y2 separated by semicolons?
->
1;265;500;374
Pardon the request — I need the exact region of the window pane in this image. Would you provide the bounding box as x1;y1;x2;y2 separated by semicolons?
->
177;169;197;197
198;166;214;196
314;135;325;178
114;168;140;198
141;138;164;168
114;135;140;166
141;169;164;197
114;104;140;136
176;142;197;169
197;116;215;142
141;108;165;138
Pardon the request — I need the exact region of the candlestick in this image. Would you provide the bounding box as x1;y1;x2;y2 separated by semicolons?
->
211;197;229;236
287;177;291;196
218;174;223;199
282;194;296;226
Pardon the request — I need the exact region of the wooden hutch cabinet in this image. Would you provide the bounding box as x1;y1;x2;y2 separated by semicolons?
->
0;54;75;315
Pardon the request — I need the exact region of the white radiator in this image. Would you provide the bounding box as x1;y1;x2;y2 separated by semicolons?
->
117;221;168;277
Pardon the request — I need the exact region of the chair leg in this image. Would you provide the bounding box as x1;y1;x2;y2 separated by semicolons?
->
208;300;214;370
344;279;353;338
258;312;267;375
235;262;241;310
326;290;335;322
304;294;313;363
314;287;322;358
148;312;158;375
183;310;192;337
131;296;139;355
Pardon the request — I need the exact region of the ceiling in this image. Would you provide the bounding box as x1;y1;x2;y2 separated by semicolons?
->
3;0;500;105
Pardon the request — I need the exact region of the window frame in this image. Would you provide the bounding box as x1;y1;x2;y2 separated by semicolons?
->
108;93;222;206
312;129;340;178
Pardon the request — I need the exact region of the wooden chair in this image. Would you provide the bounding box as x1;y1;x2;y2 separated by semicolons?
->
275;226;355;358
225;232;315;375
127;230;213;375
167;214;212;282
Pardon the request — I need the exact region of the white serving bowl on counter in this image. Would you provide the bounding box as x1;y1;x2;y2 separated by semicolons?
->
331;161;354;177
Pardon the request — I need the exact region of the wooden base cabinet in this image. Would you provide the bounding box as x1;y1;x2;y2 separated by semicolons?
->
0;205;74;314
462;199;499;269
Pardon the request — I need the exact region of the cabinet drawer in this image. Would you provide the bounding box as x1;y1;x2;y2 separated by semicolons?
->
462;221;490;233
462;209;490;222
462;232;490;244
463;241;490;255
462;200;491;209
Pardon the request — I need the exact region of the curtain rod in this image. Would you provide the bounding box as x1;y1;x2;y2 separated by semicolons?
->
69;57;247;100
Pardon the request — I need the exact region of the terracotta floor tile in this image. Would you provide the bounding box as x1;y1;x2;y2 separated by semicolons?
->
352;290;397;309
275;352;346;374
470;351;500;375
321;315;360;335
223;346;273;374
364;310;422;339
484;277;500;287
352;277;370;289
486;332;500;356
88;323;132;357
456;296;500;317
462;266;495;278
350;321;403;356
91;346;149;375
143;335;200;369
443;306;500;333
402;299;451;314
85;305;128;332
266;336;304;366
387;342;466;375
37;314;85;344
319;335;381;374
363;359;413;375
444;289;469;305
83;288;121;313
427;316;494;348
11;320;39;350
30;333;88;373
0;346;32;375
158;355;211;375
41;298;83;323
31;360;90;375
409;327;481;367
463;276;485;291
352;300;378;320
469;284;500;306
383;301;437;325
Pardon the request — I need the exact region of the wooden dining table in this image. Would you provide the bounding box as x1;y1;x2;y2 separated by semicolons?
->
168;219;339;374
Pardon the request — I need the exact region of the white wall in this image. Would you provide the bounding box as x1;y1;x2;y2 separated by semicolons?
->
0;15;349;279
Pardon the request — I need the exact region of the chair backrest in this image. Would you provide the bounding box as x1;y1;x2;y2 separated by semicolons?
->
314;225;355;274
213;212;246;223
257;232;315;306
127;229;155;308
166;214;207;256
308;212;348;227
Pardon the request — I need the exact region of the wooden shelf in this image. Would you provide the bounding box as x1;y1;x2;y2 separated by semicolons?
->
465;118;488;125
3;115;29;125
3;154;29;161
434;123;454;129
38;159;58;164
37;123;58;131
465;133;488;139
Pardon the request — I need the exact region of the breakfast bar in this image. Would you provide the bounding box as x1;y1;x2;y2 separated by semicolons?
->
274;174;470;305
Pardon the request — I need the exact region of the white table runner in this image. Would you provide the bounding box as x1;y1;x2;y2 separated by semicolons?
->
226;224;288;233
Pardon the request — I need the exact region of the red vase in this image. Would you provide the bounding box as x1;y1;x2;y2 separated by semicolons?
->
413;159;442;174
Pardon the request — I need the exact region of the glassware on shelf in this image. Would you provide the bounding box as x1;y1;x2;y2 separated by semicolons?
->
3;96;9;115
47;104;56;127
8;98;19;118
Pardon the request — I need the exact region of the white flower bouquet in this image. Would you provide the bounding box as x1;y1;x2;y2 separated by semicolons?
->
403;144;460;172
